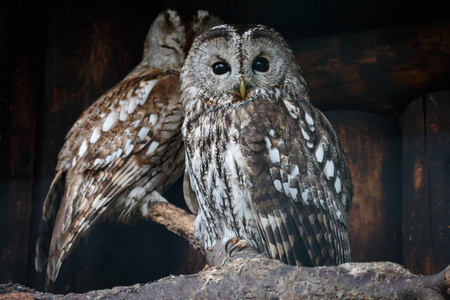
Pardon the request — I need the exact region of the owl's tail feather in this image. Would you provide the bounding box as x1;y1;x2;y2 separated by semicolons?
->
43;170;66;222
35;225;52;272
46;227;88;290
45;160;141;285
35;170;66;273
45;204;81;285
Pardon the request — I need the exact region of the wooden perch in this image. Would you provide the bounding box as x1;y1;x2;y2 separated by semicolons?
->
144;191;203;251
1;251;449;299
3;192;448;299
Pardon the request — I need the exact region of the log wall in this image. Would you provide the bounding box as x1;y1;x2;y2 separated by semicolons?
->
294;21;450;114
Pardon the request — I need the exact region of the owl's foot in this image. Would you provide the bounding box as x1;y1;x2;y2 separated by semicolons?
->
225;237;251;258
139;191;168;218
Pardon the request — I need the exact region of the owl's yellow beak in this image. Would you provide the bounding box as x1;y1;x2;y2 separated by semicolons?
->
240;77;246;99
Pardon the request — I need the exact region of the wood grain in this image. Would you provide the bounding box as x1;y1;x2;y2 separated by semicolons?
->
401;91;450;275
293;21;450;115
325;111;402;264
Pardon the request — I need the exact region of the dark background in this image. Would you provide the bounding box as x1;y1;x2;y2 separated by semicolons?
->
1;0;449;294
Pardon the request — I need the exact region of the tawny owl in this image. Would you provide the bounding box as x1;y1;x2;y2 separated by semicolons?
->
35;9;221;283
181;24;353;267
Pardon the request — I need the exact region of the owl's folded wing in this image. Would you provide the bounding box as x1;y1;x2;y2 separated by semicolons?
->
242;97;352;266
41;70;184;281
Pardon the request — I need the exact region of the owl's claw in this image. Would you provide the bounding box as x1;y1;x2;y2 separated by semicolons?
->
225;237;251;258
225;237;238;255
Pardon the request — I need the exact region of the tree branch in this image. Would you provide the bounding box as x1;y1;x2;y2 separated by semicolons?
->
2;259;449;299
145;191;204;252
2;192;449;299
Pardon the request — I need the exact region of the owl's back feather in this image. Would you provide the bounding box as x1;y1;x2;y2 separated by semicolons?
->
44;70;185;282
242;93;352;266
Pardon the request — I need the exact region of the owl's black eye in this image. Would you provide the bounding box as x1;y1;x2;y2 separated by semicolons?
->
212;62;230;75
252;57;269;72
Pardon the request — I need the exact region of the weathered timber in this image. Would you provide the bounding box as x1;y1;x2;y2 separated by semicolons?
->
292;20;450;115
401;91;450;276
325;111;402;264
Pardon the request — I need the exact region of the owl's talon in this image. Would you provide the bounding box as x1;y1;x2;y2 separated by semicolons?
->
229;239;251;257
225;237;250;258
225;237;238;256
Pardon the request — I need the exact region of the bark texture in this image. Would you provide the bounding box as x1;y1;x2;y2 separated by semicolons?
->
1;259;449;299
144;192;203;252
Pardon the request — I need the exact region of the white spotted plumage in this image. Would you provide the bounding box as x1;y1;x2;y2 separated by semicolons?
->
181;24;353;267
90;127;101;144
35;10;222;285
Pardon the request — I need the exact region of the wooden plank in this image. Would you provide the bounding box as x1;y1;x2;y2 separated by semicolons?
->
325;111;402;263
425;92;450;274
292;21;450;115
401;95;433;275
402;91;450;275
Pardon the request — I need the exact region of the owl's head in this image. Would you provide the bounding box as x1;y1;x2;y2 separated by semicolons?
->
143;10;222;72
181;24;308;107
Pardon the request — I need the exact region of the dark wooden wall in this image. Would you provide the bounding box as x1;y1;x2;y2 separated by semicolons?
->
401;92;450;275
325;111;402;263
1;0;449;294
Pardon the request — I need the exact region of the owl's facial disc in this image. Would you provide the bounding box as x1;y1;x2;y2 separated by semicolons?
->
182;24;299;106
205;26;286;102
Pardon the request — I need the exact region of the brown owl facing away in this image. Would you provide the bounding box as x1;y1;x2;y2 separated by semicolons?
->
181;24;353;267
35;9;221;285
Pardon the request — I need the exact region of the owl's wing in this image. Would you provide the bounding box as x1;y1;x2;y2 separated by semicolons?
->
57;68;176;173
35;170;65;272
40;68;184;282
241;97;352;266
